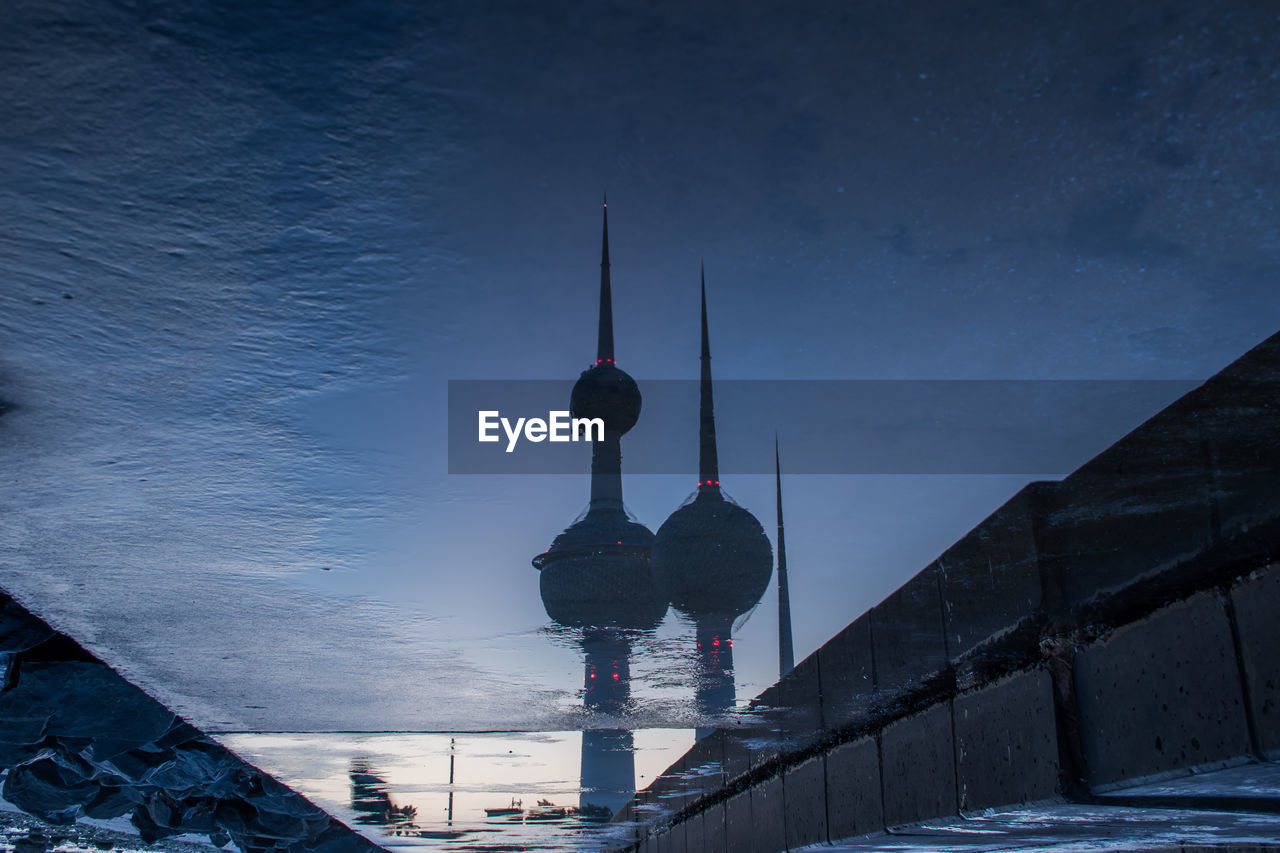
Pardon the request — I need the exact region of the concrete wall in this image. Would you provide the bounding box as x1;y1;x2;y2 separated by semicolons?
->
612;330;1280;852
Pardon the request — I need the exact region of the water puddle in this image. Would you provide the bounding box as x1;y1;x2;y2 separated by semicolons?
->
223;731;693;852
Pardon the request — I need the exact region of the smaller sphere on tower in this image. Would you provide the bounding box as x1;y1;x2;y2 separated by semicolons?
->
570;363;641;435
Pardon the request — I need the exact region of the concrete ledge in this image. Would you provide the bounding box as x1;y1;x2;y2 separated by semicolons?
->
721;725;757;781
751;776;785;853
629;788;661;833
1045;428;1216;613
725;790;752;852
871;565;949;696
743;684;787;772
681;732;726;804
818;615;875;731
663;820;683;853
954;668;1061;811
825;735;881;841
642;759;685;825
683;809;702;853
939;482;1050;662
784;754;828;850
1230;566;1280;759
880;701;956;826
645;762;709;828
778;651;824;751
611;334;1280;852
1190;334;1280;537
697;801;726;853
1074;591;1252;790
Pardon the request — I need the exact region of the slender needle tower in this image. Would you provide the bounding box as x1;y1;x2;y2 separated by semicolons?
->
776;436;794;677
651;268;773;739
532;199;665;815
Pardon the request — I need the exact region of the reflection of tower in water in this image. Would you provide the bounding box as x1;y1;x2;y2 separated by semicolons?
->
776;437;795;678
578;628;636;817
652;271;773;739
349;760;418;831
532;200;666;815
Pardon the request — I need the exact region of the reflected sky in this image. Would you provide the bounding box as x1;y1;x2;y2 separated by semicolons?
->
1;0;1278;736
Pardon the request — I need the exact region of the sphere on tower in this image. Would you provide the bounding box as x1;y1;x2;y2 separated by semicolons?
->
570;362;641;435
651;492;772;619
536;515;666;630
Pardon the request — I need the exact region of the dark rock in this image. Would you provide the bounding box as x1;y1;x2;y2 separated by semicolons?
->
130;806;183;844
0;598;56;655
103;745;179;782
4;756;101;824
243;773;328;819
82;785;138;821
0;661;174;761
0;718;53;766
12;831;50;853
146;742;244;797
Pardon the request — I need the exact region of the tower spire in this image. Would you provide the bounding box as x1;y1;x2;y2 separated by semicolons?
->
698;264;720;495
776;435;794;676
597;195;614;364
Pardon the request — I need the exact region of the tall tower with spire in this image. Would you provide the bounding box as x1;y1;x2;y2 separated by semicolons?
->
650;269;773;738
533;199;665;628
776;437;795;677
532;199;665;815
